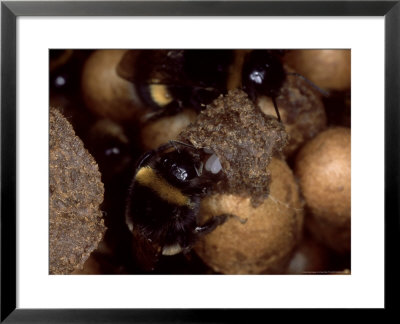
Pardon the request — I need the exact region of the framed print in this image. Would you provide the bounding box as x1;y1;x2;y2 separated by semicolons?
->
1;0;399;322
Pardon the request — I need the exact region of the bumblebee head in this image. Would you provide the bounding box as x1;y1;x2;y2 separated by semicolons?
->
154;143;223;192
242;50;286;101
159;149;202;186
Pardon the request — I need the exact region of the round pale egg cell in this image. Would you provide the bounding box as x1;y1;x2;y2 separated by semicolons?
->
140;109;197;151
283;50;351;91
81;49;141;122
294;127;351;253
194;158;304;274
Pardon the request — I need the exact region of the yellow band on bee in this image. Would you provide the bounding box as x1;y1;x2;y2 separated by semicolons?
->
149;84;173;107
135;166;191;207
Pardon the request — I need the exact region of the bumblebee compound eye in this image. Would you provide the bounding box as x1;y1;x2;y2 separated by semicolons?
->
171;164;190;181
161;152;198;183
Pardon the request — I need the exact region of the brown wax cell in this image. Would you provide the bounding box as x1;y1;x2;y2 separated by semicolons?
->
141;109;197;151
81;49;142;122
294;127;351;253
49;108;106;274
179;89;288;207
194;158;304;274
258;65;327;157
284;50;351;91
286;235;332;274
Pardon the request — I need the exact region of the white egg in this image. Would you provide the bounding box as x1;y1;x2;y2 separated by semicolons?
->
205;153;222;174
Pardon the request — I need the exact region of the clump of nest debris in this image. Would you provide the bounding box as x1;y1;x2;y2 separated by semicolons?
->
179;89;288;206
49;108;106;274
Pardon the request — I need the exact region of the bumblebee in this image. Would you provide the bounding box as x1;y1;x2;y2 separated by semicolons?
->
125;140;242;271
117;49;325;124
117;49;234;121
242;49;329;122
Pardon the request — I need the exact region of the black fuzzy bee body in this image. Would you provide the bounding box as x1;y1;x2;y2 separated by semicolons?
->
118;50;234;120
117;49;289;122
125;141;228;271
127;169;201;252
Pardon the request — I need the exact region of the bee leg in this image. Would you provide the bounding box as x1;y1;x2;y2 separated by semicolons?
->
271;96;282;123
194;215;228;235
194;214;247;236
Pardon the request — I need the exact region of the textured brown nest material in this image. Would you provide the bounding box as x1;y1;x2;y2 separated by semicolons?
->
49;108;106;274
258;65;327;157
179;89;288;207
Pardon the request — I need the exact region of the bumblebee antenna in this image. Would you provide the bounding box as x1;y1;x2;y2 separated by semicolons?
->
286;72;330;97
169;140;198;151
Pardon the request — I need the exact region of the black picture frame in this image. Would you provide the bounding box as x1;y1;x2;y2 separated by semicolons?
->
1;0;399;322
